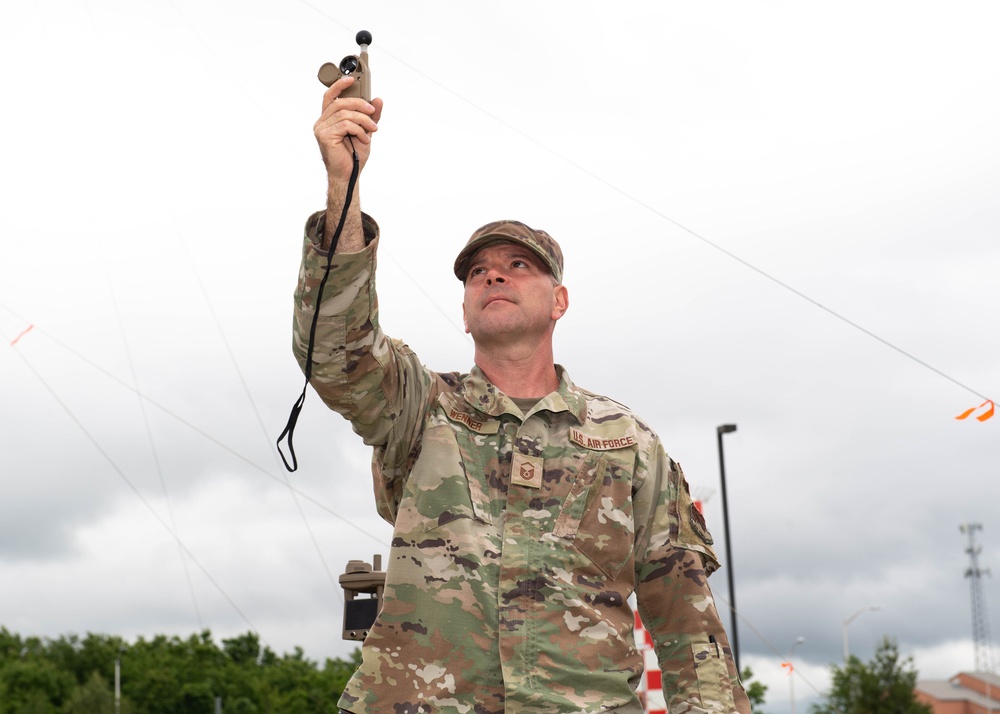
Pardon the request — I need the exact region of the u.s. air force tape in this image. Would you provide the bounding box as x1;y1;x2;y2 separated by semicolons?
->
569;427;637;451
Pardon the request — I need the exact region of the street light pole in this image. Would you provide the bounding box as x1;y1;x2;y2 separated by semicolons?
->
115;655;121;714
114;644;126;714
717;423;739;672
843;605;884;661
785;636;805;714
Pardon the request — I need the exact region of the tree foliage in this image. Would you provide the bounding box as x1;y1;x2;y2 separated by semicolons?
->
810;637;932;714
0;626;360;714
741;666;770;712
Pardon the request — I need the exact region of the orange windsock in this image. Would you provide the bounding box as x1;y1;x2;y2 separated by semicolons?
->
956;400;995;422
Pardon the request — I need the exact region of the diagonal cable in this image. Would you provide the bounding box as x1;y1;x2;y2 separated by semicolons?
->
166;207;341;596
0;302;387;548
95;223;205;629
297;0;993;405
2;324;261;640
713;592;834;706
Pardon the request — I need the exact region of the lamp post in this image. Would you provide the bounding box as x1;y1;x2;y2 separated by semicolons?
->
114;644;126;714
785;636;805;714
716;423;739;672
843;605;884;661
115;652;121;714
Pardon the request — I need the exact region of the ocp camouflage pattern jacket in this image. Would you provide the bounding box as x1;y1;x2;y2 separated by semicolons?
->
292;213;750;714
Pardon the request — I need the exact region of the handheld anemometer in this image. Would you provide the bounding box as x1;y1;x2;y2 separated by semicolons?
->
318;30;372;102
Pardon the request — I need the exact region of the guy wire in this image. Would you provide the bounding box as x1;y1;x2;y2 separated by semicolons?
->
297;0;992;405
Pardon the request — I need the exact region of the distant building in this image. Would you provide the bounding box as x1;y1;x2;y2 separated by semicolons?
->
916;671;1000;714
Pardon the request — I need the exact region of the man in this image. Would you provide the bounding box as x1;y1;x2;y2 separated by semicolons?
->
293;76;750;714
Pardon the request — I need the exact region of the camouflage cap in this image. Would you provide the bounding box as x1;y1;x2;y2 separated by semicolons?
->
453;220;564;284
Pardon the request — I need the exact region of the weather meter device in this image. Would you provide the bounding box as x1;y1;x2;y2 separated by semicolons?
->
340;555;385;641
318;30;372;102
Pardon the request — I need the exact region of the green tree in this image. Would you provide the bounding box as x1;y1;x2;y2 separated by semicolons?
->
64;671;113;714
0;657;75;714
810;637;932;714
64;670;135;714
741;666;769;712
264;648;335;714
42;632;127;692
0;627;361;714
223;632;264;666
179;680;215;712
0;627;25;660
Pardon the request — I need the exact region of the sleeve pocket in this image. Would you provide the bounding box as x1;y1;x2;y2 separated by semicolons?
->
690;641;737;712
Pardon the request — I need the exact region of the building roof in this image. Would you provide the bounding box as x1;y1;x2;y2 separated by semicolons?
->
917;680;973;702
917;672;1000;708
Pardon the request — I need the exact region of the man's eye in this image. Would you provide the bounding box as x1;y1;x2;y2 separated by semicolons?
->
469;267;486;277
512;260;527;268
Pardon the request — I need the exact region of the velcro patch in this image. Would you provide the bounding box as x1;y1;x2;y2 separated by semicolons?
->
446;408;499;434
569;426;637;451
511;452;544;489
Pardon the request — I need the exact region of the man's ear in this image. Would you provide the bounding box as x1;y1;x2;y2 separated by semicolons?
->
462;301;470;334
552;285;569;321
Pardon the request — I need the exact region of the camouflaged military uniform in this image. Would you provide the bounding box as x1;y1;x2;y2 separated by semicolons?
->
293;213;750;714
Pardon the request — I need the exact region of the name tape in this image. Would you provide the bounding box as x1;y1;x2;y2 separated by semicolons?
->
447;408;498;434
570;427;636;451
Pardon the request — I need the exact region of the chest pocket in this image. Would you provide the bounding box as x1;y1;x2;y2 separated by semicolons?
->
552;424;638;580
407;402;499;534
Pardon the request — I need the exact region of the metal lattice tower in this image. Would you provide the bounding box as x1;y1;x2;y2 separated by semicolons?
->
961;523;994;673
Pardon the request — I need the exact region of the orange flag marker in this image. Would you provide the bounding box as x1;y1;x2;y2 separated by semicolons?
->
956;400;995;422
10;324;34;346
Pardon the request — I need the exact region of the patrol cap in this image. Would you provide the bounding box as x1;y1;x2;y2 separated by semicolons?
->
454;220;564;284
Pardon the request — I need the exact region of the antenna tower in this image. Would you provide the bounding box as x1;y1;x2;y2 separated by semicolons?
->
961;523;994;673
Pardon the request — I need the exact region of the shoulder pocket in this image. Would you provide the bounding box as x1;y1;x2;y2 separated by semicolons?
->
671;465;720;573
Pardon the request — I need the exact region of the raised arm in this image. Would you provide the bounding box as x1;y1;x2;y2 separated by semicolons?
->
312;76;383;251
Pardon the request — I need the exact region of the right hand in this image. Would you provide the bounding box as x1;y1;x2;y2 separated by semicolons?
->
313;77;383;187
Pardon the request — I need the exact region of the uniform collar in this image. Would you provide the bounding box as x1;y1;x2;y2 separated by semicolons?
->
462;365;587;425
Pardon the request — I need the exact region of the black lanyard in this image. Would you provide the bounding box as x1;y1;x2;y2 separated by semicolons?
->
276;142;360;472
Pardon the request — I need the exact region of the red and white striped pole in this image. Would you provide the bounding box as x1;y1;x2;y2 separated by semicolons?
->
634;610;666;714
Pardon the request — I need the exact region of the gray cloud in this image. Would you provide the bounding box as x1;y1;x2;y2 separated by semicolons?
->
2;6;999;714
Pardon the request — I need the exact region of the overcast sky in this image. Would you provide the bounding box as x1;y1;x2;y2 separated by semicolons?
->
2;2;999;712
